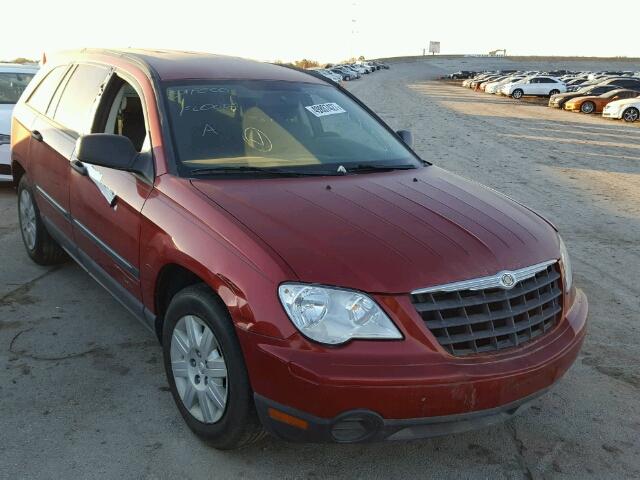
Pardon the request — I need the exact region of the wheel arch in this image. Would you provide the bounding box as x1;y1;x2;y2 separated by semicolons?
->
153;262;226;343
11;159;26;189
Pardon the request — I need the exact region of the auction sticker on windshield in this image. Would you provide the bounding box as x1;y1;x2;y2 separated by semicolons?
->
305;102;346;117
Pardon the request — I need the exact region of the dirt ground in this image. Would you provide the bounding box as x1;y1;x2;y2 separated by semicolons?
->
1;58;639;479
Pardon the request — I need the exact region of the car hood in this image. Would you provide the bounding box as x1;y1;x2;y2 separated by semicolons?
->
191;166;559;294
607;97;640;108
553;92;581;100
0;104;15;135
567;95;597;103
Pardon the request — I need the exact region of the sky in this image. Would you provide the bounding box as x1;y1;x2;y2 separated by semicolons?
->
3;0;639;63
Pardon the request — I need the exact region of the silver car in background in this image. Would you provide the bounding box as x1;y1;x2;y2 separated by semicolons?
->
1;63;38;181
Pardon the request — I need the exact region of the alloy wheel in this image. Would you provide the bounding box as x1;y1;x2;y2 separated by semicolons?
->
623;108;639;122
581;102;595;114
170;315;228;423
19;189;37;251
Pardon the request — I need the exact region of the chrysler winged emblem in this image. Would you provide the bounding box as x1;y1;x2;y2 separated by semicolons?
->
499;272;516;289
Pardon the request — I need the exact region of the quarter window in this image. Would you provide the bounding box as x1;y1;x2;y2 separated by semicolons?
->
53;64;109;135
27;66;67;113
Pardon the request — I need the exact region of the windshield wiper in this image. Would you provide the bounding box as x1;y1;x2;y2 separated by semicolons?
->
342;163;419;174
189;166;335;177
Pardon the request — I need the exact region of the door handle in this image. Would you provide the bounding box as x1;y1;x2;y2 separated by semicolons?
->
70;159;88;176
31;130;43;142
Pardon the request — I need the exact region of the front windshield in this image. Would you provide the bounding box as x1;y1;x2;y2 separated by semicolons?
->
0;72;35;104
164;81;420;175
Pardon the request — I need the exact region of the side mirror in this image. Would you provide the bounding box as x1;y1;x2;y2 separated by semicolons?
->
76;134;139;171
396;130;413;148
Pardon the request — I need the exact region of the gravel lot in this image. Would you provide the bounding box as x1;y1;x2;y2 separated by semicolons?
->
1;58;639;479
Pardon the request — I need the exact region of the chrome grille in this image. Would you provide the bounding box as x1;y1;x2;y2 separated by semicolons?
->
411;263;562;356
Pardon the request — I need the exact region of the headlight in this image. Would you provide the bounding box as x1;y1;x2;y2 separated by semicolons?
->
558;236;573;292
278;284;403;345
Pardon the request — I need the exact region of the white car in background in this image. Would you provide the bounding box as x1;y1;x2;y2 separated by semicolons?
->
1;63;38;181
501;76;566;99
602;97;640;122
485;76;524;94
316;69;343;83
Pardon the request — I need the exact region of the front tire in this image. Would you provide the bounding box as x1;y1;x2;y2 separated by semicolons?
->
17;175;67;265
549;89;560;96
580;101;595;114
162;284;265;450
512;89;524;99
622;107;639;123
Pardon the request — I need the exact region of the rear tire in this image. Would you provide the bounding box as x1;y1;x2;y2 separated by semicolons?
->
512;89;524;99
622;107;639;122
17;175;67;265
549;89;560;96
162;283;265;450
580;101;595;114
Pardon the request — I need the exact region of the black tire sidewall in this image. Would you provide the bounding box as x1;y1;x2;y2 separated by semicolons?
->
162;285;255;447
513;89;523;99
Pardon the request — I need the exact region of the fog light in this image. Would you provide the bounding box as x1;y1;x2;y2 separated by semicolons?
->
330;412;382;443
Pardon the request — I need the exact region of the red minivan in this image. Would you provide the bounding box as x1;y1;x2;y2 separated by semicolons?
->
11;49;587;449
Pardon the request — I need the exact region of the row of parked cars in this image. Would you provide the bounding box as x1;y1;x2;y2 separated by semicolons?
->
459;70;640;123
313;60;390;82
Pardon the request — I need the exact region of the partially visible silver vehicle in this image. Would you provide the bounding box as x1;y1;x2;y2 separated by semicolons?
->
1;63;38;181
316;68;343;83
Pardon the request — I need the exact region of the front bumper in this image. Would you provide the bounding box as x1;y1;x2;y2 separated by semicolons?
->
602;110;621;119
0;144;11;182
241;289;588;443
255;386;549;443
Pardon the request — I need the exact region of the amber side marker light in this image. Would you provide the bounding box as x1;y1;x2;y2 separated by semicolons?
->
268;408;309;430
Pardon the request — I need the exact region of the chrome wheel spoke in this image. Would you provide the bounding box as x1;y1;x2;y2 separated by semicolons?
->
172;331;190;357
199;327;216;353
185;316;201;347
172;360;189;378
207;383;226;410
203;359;227;379
182;383;196;409
198;390;215;423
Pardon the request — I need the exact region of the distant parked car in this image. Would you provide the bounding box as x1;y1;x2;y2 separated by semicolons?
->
361;61;378;72
348;64;369;75
501;76;566;99
549;84;624;108
315;69;343;83
485;76;523;94
595;77;640;91
449;71;475;79
603;96;640;122
339;65;362;79
330;67;356;81
0;63;38;181
372;61;390;69
564;89;639;114
471;75;501;90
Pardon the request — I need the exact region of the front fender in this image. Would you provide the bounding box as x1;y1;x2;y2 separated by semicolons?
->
139;175;298;340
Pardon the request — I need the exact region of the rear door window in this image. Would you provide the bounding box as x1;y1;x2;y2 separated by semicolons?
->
53;64;110;135
27;66;67;113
